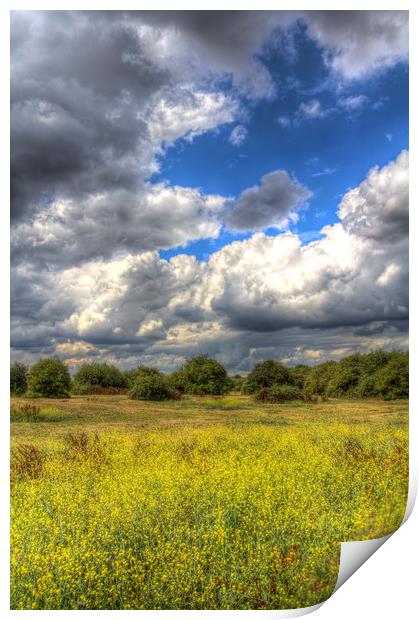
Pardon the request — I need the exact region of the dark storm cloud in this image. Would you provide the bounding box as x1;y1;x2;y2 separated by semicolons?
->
227;170;311;231
11;11;170;220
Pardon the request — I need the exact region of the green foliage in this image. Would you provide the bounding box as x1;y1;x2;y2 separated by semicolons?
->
303;351;408;400
173;355;230;395
27;358;71;398
327;354;363;397
303;361;337;397
73;363;127;393
372;351;408;400
229;374;245;392
287;365;310;389
124;366;161;389
130;371;178;401
255;384;302;403
242;360;292;394
10;362;28;395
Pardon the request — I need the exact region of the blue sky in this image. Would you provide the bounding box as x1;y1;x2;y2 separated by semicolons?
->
156;32;408;260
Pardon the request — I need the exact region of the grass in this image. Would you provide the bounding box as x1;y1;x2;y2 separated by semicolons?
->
10;394;408;610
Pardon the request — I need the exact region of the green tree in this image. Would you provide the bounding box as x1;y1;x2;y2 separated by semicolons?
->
124;366;161;389
242;360;292;394
27;358;71;398
373;351;408;399
130;371;176;401
303;361;337;397
73;363;126;392
10;362;28;395
173;355;230;395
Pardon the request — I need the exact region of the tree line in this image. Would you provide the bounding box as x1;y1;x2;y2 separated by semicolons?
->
10;349;408;402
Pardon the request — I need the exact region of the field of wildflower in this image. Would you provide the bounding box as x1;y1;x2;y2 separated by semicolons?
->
10;395;408;610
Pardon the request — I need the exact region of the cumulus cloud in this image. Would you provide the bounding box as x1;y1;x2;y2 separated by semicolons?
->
11;152;408;371
227;170;311;231
11;183;225;267
338;150;409;241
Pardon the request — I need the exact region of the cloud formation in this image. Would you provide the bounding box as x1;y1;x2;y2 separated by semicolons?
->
10;11;409;371
11;152;409;371
227;171;311;232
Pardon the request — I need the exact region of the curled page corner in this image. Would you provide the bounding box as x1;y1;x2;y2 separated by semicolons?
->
333;534;391;593
333;477;417;596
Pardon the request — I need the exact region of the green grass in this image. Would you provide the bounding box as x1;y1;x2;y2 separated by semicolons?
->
10;395;408;610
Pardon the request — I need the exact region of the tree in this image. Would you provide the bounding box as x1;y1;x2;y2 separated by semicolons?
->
124;366;161;389
373;351;408;400
73;363;127;392
172;355;230;395
27;358;71;398
10;362;28;396
130;371;177;401
303;361;337;397
242;360;292;394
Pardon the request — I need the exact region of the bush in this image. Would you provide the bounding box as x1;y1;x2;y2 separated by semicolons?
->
288;365;310;389
242;360;292;394
255;384;302;403
124;366;161;389
10;362;28;395
173;355;230;395
373;351;408;400
303;361;337;397
73;363;127;393
27;358;71;398
130;372;178;401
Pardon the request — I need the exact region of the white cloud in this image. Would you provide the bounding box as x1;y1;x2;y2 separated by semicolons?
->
338;94;368;110
12;151;408;372
229;124;247;146
297;99;326;120
147;90;237;146
338;150;408;241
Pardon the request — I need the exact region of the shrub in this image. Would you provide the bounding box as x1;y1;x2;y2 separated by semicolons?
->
124;366;161;389
27;358;71;398
327;354;363;397
130;372;178;401
373;351;408;400
255;384;302;403
10;362;28;395
73;363;127;393
173;355;230;395
288;365;311;389
242;360;292;394
303;361;337;397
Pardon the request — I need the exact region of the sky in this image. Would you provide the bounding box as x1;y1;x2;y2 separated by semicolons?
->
10;10;409;372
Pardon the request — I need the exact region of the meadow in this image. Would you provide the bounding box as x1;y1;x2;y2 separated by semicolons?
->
10;394;408;610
